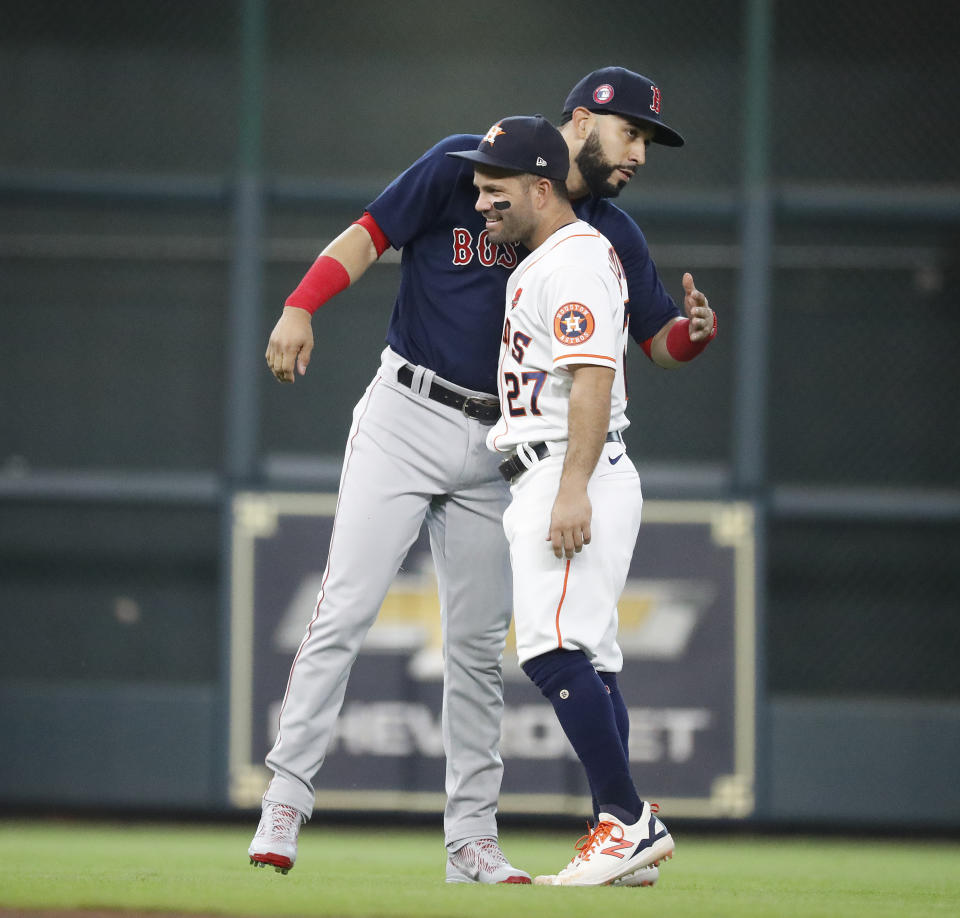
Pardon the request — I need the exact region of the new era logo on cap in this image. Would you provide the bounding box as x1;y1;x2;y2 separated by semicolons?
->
536;156;548;167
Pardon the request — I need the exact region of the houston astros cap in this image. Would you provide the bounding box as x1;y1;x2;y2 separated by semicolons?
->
563;66;685;147
446;115;569;182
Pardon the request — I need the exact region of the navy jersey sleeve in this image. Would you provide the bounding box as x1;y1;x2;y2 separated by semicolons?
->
366;134;481;250
577;200;681;346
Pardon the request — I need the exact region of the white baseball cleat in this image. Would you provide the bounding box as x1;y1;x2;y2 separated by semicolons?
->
533;802;673;887
612;864;660;887
445;837;532;884
248;802;306;874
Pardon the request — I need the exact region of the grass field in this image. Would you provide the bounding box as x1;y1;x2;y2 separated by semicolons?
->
0;819;958;918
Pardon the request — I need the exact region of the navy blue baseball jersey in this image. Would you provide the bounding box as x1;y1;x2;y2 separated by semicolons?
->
367;134;680;394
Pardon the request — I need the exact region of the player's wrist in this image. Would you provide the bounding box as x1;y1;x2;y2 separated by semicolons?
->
284;254;350;315
664;313;717;361
556;472;592;494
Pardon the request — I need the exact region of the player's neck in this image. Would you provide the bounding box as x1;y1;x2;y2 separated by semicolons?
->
564;164;590;201
525;204;578;251
559;125;590;199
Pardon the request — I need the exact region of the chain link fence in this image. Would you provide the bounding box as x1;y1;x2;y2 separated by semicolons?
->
772;0;960;185
1;0;957;701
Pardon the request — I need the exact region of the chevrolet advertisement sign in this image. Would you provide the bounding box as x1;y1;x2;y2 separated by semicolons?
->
229;494;756;818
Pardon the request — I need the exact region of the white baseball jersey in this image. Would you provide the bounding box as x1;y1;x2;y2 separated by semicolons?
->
487;220;629;454
487;219;643;671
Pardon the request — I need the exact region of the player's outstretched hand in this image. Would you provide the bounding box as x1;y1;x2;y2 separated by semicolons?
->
266;306;314;383
682;272;715;341
546;490;592;560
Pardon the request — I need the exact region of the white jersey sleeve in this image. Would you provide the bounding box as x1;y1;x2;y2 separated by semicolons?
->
544;261;621;372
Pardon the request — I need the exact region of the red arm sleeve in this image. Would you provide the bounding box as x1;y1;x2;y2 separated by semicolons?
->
353;211;391;257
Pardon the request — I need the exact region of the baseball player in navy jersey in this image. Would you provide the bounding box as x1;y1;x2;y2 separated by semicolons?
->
449;115;674;886
250;66;715;884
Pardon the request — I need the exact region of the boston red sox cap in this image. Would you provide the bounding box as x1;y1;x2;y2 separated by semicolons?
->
446;115;569;182
563;66;685;147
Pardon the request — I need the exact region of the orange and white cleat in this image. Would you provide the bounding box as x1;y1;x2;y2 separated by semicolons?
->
612;864;660;887
534;802;673;887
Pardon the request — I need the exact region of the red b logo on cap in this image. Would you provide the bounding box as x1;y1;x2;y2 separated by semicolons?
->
593;84;614;104
649;85;661;114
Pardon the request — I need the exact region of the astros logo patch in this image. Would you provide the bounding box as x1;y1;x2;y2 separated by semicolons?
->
593;83;615;104
483;123;506;146
553;303;595;345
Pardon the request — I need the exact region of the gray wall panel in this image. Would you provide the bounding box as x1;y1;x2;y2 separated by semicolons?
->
0;683;220;807
768;698;960;825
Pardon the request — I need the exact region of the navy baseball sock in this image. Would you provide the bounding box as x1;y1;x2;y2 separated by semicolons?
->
598;671;630;760
593;671;630;821
522;648;642;823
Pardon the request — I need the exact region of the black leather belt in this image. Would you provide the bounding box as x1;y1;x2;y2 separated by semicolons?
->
498;430;624;482
396;365;501;424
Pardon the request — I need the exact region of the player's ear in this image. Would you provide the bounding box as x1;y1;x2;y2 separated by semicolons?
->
572;107;593;138
535;176;552;206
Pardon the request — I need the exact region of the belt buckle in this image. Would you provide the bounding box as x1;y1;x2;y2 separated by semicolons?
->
461;395;499;423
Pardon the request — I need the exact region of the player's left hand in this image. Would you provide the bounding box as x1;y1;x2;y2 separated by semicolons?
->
682;272;715;341
547;491;592;560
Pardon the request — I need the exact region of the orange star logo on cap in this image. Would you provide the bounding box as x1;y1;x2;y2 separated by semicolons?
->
482;123;506;145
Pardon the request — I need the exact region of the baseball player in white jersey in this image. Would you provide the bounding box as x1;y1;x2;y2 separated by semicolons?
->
449;115;675;887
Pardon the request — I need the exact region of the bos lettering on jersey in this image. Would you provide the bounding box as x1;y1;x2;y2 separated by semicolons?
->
451;227;519;269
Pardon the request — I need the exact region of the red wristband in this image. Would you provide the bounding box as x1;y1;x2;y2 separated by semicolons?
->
353;211;391;257
665;313;718;362
285;255;350;315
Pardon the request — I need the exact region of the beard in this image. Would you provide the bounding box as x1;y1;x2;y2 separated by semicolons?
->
575;129;625;199
487;216;533;246
484;204;536;247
